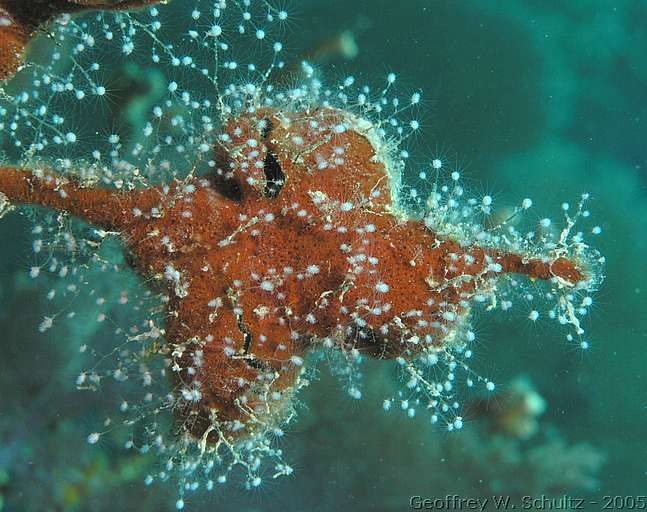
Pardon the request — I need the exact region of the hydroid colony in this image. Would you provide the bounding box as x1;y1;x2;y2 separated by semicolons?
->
0;0;604;507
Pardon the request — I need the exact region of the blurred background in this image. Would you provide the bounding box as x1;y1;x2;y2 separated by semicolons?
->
1;0;645;510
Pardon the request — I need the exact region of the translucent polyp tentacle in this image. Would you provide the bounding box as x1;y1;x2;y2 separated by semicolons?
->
0;167;164;231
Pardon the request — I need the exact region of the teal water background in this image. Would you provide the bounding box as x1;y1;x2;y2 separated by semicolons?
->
1;1;646;510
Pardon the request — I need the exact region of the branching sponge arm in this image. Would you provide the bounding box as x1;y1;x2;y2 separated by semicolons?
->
0;167;162;230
